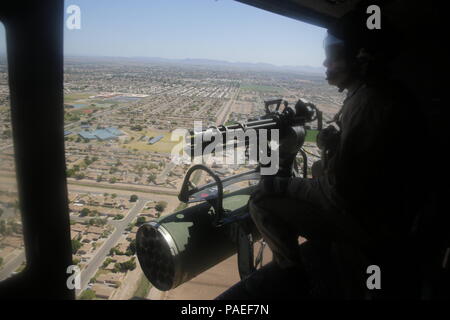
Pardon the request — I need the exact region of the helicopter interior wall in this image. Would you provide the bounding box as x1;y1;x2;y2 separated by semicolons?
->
235;0;364;25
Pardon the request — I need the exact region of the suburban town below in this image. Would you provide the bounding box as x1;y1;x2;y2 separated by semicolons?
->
0;55;344;299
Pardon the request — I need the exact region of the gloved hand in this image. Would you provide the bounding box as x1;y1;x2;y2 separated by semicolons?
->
316;125;340;151
251;175;291;202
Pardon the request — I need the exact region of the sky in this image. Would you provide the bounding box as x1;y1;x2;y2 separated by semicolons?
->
1;0;328;67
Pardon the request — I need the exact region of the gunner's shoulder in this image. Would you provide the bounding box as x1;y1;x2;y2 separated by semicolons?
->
354;84;395;103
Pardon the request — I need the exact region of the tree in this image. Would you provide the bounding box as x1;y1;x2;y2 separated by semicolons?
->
79;289;96;300
155;201;167;213
66;168;76;178
148;163;159;170
10;222;20;234
84;156;92;166
75;173;85;180
80;208;90;217
113;258;136;272
0;257;3;267
0;220;6;235
102;258;113;268
147;173;156;184
109;177;117;184
122;258;136;271
127;239;136;255
114;214;124;220
136;216;146;226
89;218;107;226
111;193;117;199
129;194;138;202
96;175;103;182
72;239;82;254
109;167;118;174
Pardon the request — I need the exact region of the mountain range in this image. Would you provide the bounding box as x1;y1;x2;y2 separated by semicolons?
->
64;55;325;75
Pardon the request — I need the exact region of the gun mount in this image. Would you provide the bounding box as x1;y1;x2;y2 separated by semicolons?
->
136;98;322;291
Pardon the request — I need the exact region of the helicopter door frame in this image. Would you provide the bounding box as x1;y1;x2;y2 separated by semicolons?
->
0;0;74;299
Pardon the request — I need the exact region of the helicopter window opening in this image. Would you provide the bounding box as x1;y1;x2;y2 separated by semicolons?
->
0;22;28;282
62;0;343;299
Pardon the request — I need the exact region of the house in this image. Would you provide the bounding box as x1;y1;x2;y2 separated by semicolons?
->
96;272;124;287
71;231;81;240
68;193;79;203
88;195;103;206
111;255;131;264
91;284;115;299
126;233;136;241
86;226;103;235
103;200;115;208
116;242;129;253
82;233;99;243
139;211;155;218
148;135;164;145
78;243;93;255
0;246;15;260
72;223;87;233
2;236;23;248
78;131;96;140
105;127;124;136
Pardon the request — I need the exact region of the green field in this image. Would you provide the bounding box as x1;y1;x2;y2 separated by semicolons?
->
305;129;319;143
64;92;95;103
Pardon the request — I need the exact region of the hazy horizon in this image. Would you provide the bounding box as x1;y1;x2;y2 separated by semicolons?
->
1;0;328;68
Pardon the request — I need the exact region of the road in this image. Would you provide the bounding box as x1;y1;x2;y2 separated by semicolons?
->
215;87;239;126
0;251;25;281
67;179;179;196
157;161;176;182
0;177;181;289
76;198;147;294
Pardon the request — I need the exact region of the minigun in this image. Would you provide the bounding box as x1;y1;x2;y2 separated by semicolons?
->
136;98;322;291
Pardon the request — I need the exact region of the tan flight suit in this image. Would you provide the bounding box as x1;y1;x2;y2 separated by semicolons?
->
245;80;414;298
